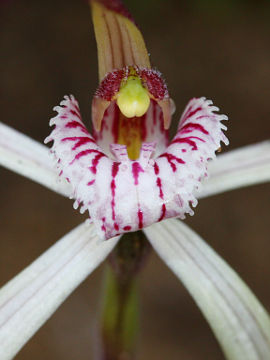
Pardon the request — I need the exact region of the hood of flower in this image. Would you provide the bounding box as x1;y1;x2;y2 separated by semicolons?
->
91;66;171;160
92;66;171;136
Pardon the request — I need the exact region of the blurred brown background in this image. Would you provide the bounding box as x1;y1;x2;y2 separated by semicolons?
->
1;0;270;359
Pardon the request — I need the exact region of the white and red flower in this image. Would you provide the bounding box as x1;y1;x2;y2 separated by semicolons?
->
46;93;228;240
0;1;269;359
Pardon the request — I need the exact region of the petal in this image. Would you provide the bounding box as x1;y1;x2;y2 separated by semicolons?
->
152;97;228;218
143;219;270;360
0;122;72;197
90;0;150;81
198;141;270;198
0;222;119;360
47;96;227;240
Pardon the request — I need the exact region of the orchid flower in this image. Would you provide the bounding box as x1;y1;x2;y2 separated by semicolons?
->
1;0;270;359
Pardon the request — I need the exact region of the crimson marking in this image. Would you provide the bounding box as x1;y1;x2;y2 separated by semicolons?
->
111;162;120;221
132;162;144;185
172;136;205;150
156;177;164;199
70;109;80;118
187;106;202;119
72;149;102;163
112;102;120;143
181;122;209;135
140;69;168;100
90;153;106;174
65;121;88;134
138;209;143;229
154;162;159;175
65;121;82;128
160;153;185;172
62;136;94;150
181;106;202;125
95;69;125;101
87;180;95;186
171;137;198;150
101;217;106;232
154;161;166;221
158;203;166;222
74;104;80;114
123;225;131;231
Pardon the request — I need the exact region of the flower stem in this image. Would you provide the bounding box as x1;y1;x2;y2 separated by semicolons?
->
97;231;151;360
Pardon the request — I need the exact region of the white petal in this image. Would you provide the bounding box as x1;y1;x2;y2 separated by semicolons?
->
0;221;119;360
47;96;227;240
0;122;72;197
198;141;270;198
144;219;270;360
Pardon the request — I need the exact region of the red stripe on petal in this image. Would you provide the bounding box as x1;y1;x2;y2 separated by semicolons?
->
90;153;106;174
71;149;102;163
62;137;95;150
111;162;120;221
87;180;95;186
101;217;106;232
181;105;202;124
154;161;166;221
65;121;89;134
123;226;132;231
158;203;166;222
181;122;209;135
132;161;144;185
171;137;206;150
112;102;120;144
154;162;159;175
156;177;164;199
160;153;185;172
70;109;81;119
138;209;143;229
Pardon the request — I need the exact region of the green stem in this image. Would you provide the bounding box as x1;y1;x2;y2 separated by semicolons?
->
98;231;150;360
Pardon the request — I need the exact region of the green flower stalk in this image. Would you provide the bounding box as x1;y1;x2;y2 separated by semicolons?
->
99;232;150;360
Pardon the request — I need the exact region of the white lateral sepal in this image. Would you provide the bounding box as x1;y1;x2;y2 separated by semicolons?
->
0;122;72;197
143;219;270;360
198;141;270;198
0;222;119;360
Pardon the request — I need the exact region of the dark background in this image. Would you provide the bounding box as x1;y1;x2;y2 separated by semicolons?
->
1;0;270;359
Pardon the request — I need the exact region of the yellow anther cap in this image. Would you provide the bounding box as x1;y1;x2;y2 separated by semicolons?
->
117;76;150;118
